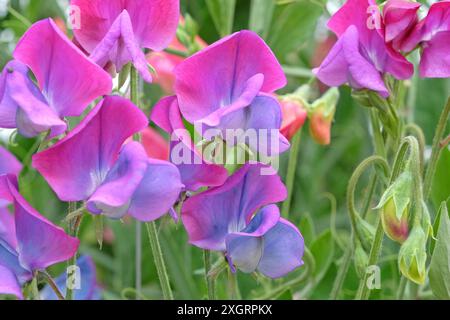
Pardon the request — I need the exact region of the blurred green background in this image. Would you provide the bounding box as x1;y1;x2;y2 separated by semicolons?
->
0;0;448;299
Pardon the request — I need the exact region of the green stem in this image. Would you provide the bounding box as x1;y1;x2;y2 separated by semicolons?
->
41;271;65;300
7;6;31;27
329;243;353;300
404;123;426;174
30;272;40;300
227;270;241;300
396;276;407;300
146;222;174;300
164;47;189;58
203;250;216;300
282;65;314;78
281;129;302;218
66;203;83;300
423;98;450;201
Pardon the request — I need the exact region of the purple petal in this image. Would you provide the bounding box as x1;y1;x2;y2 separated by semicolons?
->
175;30;286;124
86;142;148;219
419;31;450;78
225;205;280;273
33;96;148;202
13;18;112;117
181;163;287;251
0;63;19;129
72;0;179;52
0;146;22;178
257;217;304;278
0;265;23;299
89;10;152;83
128;158;183;222
151;96;228;191
313;26;389;97
0;208;16;249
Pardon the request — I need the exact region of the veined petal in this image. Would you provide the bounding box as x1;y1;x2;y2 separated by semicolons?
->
86;142;148;219
175;30;286;123
181;163;287;251
152;96;228;191
33;96;148;201
128;158;183;222
0;265;23;299
13;18;112;117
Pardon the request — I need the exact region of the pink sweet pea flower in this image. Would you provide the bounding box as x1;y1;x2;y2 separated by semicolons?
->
402;1;450;78
0;18;112;138
32;96;183;222
278;99;307;141
71;0;180;82
0;175;79;299
314;0;414;97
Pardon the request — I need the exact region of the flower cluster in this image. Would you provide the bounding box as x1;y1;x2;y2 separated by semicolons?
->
0;0;305;299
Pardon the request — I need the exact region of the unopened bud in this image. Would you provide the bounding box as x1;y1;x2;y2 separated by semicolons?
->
398;224;427;285
308;88;339;145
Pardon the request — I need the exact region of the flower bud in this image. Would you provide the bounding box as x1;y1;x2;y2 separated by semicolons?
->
375;172;412;243
398;224;427;285
355;215;375;252
308;88;339;145
278;97;307;141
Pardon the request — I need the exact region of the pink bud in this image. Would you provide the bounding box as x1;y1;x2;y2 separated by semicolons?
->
279;99;307;141
309;110;332;145
382;198;409;243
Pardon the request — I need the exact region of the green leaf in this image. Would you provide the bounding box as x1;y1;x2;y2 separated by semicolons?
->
310;229;335;281
249;0;275;38
431;147;450;210
429;202;450;299
206;0;236;37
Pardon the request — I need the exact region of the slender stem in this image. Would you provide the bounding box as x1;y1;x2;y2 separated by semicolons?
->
7;6;32;27
66;203;83;300
40;271;65;300
146;222;174;300
227;269;241;300
281;129;302;218
30;272;40;300
423;98;450;200
370;110;387;159
404;123;426;174
282;65;314;78
330;243;353;300
396;276;407;300
164;47;189;58
203;250;216;300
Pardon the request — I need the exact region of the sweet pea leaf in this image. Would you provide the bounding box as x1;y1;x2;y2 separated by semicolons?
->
431;147;450;210
429;202;450;299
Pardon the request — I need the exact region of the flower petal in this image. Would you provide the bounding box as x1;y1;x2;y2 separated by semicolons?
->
0;208;16;250
13;18;112;117
86;142;148;219
383;0;420;46
175;30;286;123
0;265;23;299
419;31;450;78
33;96;148;201
181;163;287;251
0;146;22;178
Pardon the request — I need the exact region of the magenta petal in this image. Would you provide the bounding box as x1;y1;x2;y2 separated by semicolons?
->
33;96;148;201
71;0;179;52
89;10;152;83
86;142;148;219
181;163;287;251
0;146;21;178
13;18;112;117
128;158;183;222
151;96;228;191
383;0;420;46
419;31;450;78
0;63;19;129
0;265;22;299
175;30;286;123
0;208;16;249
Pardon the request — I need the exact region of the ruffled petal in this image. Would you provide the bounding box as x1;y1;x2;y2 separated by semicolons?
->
0;265;23;299
181;163;287;251
89;10;152;82
13;18;112;117
86;142;148;219
257;217;304;278
33;96;148;201
225;205;280;273
152;96;228;191
128;158;183;222
175;30;286;123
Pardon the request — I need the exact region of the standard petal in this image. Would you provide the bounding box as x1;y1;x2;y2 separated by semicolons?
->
225;205;280;274
0;146;22;177
258;217;304;278
40;255;100;300
175;30;286;123
86;142;148;219
13;18;112;117
152;96;228;191
33;96;148;201
89;11;152;82
0;265;23;299
128;159;183;222
419;31;450;78
181;163;287;251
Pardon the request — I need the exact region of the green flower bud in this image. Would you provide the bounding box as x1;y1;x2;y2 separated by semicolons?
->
398;225;427;285
355;215;375;252
381;198;409;243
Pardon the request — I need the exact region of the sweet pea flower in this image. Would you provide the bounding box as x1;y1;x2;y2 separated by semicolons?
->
141;127;170;161
0;175;79;299
71;0;180;83
152;96;228;192
383;0;421;51
402;1;450;77
41;255;101;300
0;146;21;178
174;30;289;155
0;18;112;138
314;0;414;97
182;163;304;278
33;96;183;222
278;98;308;141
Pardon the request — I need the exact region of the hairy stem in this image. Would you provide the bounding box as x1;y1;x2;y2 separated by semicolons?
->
281;130;302;218
203;250;216;300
